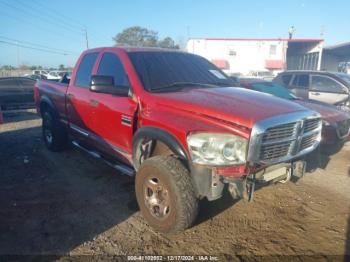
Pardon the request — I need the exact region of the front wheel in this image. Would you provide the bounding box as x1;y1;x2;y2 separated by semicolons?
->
135;155;199;233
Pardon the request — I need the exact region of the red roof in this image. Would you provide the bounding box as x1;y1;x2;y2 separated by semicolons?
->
265;60;285;69
211;59;230;70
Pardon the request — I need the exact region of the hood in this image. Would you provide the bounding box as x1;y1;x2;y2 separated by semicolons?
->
294;99;350;124
153;87;309;129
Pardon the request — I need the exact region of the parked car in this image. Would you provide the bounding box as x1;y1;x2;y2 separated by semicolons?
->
28;74;47;80
239;79;350;146
34;47;322;233
274;71;350;112
0;77;36;110
33;70;49;76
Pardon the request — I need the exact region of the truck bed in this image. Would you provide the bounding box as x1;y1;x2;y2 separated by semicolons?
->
34;79;69;120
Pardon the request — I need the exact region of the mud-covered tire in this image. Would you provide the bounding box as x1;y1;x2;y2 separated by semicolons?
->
42;110;67;152
135;155;199;233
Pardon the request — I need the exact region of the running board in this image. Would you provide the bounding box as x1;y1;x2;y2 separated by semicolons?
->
72;141;135;177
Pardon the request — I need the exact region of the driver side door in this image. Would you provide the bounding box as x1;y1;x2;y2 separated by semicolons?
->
87;50;137;164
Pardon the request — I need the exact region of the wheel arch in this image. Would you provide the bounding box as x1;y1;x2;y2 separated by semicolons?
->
39;95;58;117
132;126;189;170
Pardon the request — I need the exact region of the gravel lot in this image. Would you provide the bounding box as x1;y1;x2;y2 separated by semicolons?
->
0;110;349;260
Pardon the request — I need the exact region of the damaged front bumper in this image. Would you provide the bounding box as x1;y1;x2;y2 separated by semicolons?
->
191;160;307;202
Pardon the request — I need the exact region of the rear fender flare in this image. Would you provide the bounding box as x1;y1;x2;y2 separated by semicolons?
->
40;96;58;117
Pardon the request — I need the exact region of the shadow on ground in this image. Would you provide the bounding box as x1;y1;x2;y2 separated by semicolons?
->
0;126;136;255
2;110;39;124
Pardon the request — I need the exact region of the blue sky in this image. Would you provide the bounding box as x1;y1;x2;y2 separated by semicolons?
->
1;0;349;68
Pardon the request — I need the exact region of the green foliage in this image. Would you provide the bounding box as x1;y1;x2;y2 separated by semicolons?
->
113;26;179;49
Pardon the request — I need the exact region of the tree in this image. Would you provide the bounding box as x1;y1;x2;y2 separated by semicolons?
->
113;26;158;47
59;64;65;70
158;37;179;49
113;26;179;49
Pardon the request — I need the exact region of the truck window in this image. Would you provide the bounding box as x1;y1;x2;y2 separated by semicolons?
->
311;75;346;93
128;51;234;91
281;74;292;85
292;74;309;89
75;52;98;88
97;52;129;87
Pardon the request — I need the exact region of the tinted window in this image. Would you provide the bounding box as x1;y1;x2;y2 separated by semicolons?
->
281;74;292;85
311;75;346;93
292;74;309;88
75;53;98;88
128;51;235;92
97;52;129;86
251;82;296;100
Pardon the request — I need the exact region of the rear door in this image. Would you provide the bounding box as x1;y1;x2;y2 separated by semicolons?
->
87;50;137;163
309;74;349;104
288;74;310;99
67;52;99;143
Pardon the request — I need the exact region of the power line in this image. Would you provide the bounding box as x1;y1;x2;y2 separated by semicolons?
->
31;0;86;29
0;10;85;44
0;0;84;36
17;0;85;33
0;40;73;56
0;36;80;55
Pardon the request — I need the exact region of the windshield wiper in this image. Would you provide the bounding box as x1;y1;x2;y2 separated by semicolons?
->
150;82;216;92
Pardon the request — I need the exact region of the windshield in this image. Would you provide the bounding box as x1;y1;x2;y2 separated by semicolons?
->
335;73;350;85
250;82;296;99
128;51;235;92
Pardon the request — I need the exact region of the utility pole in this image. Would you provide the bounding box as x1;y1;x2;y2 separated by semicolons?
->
84;28;89;49
16;41;19;71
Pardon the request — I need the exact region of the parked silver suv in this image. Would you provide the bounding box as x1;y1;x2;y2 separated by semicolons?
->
273;71;350;112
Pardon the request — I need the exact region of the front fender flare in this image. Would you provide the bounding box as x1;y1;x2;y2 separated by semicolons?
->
132;126;188;170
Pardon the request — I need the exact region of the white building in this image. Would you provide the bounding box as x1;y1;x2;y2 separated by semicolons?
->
186;38;323;76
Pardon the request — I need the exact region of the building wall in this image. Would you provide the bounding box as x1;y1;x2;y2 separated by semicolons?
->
321;52;340;71
186;39;286;75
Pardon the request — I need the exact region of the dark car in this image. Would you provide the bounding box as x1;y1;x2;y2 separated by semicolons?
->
273;71;350;112
0;77;36;110
239;79;350;146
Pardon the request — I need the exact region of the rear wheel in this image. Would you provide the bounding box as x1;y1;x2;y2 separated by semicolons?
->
42;110;67;151
135;155;199;233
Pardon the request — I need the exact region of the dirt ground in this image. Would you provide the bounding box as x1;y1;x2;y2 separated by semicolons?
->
0;109;349;261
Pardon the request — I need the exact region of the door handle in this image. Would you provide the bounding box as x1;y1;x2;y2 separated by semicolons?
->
67;93;74;99
311;92;320;95
89;99;99;107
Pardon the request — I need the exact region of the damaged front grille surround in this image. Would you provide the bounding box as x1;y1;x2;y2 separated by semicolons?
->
247;111;322;165
337;119;350;139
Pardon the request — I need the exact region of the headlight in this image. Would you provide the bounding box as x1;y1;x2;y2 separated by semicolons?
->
187;133;248;166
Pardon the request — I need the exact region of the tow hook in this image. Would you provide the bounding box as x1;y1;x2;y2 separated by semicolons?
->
245;174;256;202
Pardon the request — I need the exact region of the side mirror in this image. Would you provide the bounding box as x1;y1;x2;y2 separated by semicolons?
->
90;75;129;96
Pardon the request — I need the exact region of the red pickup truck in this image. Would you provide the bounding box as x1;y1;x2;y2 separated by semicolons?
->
34;47;322;233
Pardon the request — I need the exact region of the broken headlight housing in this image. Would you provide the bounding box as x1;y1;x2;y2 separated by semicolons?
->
187;133;248;166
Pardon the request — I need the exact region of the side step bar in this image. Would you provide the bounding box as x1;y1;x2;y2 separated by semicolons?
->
72;141;135;177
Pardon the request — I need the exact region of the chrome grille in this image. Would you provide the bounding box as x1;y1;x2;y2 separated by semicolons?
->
262;122;297;142
260;141;291;161
300;133;319;151
304;118;320;133
256;116;322;163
